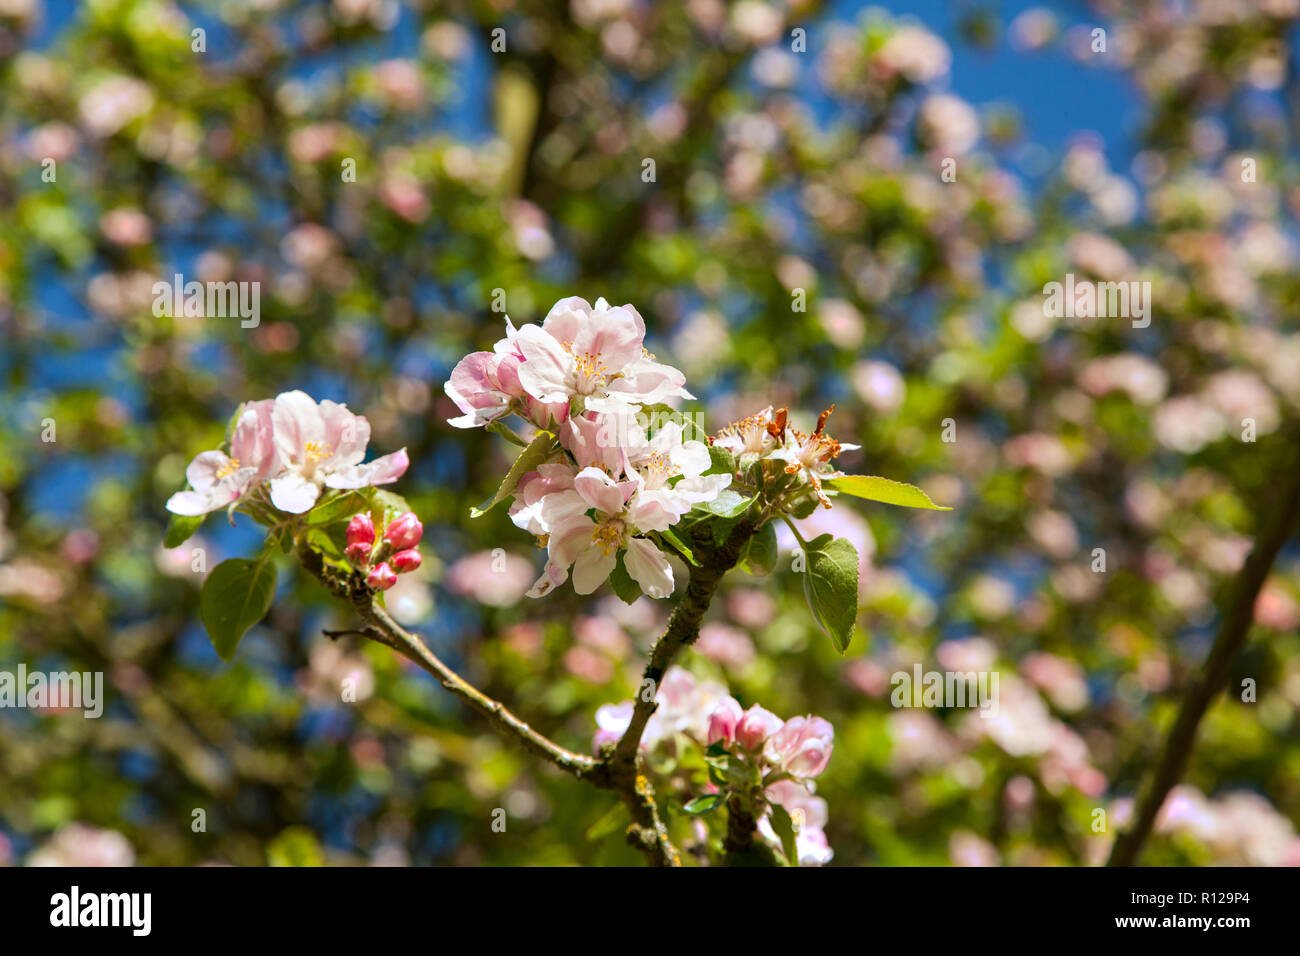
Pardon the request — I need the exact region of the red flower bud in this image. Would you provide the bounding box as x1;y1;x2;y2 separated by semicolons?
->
345;541;372;567
366;562;397;591
384;512;423;550
392;549;422;573
346;513;375;547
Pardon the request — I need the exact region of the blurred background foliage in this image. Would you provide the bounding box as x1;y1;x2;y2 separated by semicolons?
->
2;0;1300;866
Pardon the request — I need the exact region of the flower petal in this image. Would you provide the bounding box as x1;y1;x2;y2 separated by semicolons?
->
623;537;674;598
185;450;231;493
514;325;574;404
270;473;321;513
321;400;370;468
574;466;627;516
572;544;618;595
272;390;325;465
324;448;409;489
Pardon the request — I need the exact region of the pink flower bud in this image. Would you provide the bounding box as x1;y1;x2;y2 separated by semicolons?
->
366;562;398;591
384;512;423;550
764;715;835;779
735;704;782;751
345;541;372;567
346;513;375;546
707;697;744;746
391;549;422;573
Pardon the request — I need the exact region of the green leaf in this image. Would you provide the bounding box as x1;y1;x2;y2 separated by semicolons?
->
585;801;629;841
163;513;203;548
740;521;778;576
789;495;819;519
704;443;737;476
268;525;294;554
827;475;952;510
656;527;699;566
683;793;725;815
801;533;859;653
306;490;367;526
608;553;642;604
470;430;555;518
769;804;799;866
306;526;346;561
200;556;278;661
366;487;412;519
486;419;528;447
695;489;753;519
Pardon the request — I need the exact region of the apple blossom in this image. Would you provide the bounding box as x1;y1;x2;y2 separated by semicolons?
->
513;297;691;414
165;400;278;516
269;390;410;513
712;405;781;464
764;715;835;779
735;704;783;751
524;466;681;598
624;418;732;521
766;405;859;509
707;696;744;746
444;317;569;430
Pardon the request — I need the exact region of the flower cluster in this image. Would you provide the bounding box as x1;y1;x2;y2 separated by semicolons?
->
444;297;732;599
344;510;424;591
166;389;409;518
593;666;836;865
444;295;691;428
713;404;857;510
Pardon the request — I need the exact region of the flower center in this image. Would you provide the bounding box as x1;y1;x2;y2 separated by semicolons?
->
590;519;625;556
572;351;609;391
216;457;242;479
304;440;332;463
644;450;678;480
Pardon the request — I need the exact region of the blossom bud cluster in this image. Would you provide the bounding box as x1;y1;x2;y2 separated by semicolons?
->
345;511;424;591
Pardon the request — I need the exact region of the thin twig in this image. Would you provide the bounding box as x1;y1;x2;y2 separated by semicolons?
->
300;543;599;781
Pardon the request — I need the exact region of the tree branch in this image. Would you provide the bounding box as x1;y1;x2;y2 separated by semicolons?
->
601;517;758;866
1107;441;1300;866
299;543;600;782
301;514;763;867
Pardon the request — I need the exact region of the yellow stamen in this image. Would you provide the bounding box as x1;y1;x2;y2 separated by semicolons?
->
573;351;609;387
644;450;678;478
304;440;332;462
590;520;624;556
216;457;242;479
